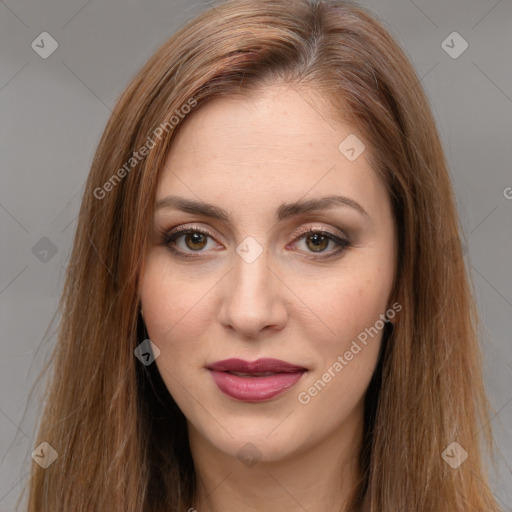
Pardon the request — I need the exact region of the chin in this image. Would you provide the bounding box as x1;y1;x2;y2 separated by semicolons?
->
191;418;305;463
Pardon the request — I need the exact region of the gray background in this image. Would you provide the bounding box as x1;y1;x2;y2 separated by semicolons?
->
1;0;511;510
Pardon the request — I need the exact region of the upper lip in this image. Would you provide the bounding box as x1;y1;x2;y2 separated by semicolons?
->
206;358;307;373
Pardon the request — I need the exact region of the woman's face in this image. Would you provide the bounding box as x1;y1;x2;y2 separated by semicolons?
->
140;83;397;463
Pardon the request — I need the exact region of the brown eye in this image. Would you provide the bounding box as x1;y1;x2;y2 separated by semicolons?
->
304;232;330;253
183;232;208;251
161;227;217;256
292;229;350;259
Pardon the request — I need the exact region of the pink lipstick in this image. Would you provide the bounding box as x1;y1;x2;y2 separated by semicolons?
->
206;358;307;402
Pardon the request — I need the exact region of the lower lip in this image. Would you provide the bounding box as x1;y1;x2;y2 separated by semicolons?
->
208;370;306;402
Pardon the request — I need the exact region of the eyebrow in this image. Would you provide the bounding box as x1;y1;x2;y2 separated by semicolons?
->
154;194;369;222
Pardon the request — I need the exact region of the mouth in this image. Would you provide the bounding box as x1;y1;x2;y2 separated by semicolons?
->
206;358;308;402
224;371;280;377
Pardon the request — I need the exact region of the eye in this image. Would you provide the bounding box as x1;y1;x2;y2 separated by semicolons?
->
160;225;218;257
159;225;350;259
289;228;350;258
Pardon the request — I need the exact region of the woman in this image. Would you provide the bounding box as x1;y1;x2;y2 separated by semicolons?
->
24;0;503;510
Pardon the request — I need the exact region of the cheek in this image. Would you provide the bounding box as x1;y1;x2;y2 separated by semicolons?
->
310;263;393;342
139;253;214;344
303;263;392;401
139;254;223;402
297;275;388;418
139;259;201;396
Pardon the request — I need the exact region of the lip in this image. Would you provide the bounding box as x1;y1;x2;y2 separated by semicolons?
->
206;358;307;402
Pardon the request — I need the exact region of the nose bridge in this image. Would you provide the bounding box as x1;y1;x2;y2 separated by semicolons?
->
218;242;287;335
233;245;270;301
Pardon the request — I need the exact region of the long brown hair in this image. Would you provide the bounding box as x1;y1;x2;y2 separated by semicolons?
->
23;0;502;510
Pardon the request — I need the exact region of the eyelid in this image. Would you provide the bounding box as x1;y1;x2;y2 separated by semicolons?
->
163;222;348;242
289;223;348;241
166;223;216;238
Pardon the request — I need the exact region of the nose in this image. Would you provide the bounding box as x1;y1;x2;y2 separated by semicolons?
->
217;246;288;338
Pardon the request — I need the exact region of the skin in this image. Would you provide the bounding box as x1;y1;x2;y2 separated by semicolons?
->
139;83;397;512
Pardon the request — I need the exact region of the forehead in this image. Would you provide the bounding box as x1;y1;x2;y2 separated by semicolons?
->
157;84;384;214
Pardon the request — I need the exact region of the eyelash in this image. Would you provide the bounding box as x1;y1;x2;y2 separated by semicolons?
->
159;224;351;260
